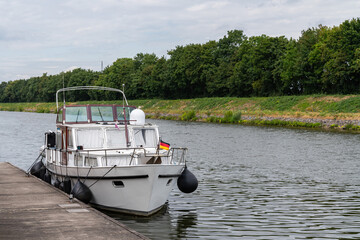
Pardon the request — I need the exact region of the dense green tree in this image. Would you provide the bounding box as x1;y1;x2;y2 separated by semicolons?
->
95;58;135;100
311;19;360;93
149;56;168;99
132;53;158;99
215;30;247;62
65;69;99;101
167;44;209;98
231;35;288;97
210;30;247;97
0;82;7;102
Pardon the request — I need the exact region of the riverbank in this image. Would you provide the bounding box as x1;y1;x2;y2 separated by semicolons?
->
1;95;360;132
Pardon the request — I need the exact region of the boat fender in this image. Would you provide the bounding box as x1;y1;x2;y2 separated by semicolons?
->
30;161;46;179
71;180;92;204
43;170;51;184
45;131;56;148
177;166;198;193
54;178;61;188
63;177;72;194
59;181;65;191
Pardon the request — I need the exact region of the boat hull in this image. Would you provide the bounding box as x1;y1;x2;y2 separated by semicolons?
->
45;163;184;216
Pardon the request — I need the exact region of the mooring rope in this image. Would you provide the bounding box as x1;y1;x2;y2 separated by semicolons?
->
65;154;68;177
59;151;64;182
76;156;80;180
88;165;117;188
82;166;92;184
53;150;58;179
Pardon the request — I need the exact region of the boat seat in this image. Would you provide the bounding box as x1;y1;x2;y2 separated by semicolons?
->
146;156;162;164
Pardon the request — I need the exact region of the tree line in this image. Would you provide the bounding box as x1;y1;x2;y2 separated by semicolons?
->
1;18;360;103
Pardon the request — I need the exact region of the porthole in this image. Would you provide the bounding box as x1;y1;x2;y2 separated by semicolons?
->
113;181;124;188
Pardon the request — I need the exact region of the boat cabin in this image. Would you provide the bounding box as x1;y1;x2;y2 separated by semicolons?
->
47;104;163;167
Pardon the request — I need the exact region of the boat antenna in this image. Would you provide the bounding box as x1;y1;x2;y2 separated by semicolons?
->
122;83;130;146
122;84;125;107
62;74;66;108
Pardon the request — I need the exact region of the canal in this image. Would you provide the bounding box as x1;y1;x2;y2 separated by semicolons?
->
1;111;360;239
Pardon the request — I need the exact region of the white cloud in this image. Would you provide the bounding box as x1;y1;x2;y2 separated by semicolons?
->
0;0;359;82
64;66;79;72
15;74;30;80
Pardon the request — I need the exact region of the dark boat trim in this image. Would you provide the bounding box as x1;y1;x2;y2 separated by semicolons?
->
158;174;181;178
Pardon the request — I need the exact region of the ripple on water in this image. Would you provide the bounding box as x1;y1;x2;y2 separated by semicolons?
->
2;115;360;239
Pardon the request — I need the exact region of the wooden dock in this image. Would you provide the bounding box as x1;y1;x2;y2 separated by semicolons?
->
0;162;148;240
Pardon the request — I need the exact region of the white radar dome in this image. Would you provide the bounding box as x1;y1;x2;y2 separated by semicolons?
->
130;109;146;125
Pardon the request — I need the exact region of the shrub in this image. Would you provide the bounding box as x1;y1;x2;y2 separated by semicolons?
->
232;111;242;122
223;111;233;123
181;111;197;121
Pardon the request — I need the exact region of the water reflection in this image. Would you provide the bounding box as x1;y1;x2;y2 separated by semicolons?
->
175;212;198;239
103;203;198;240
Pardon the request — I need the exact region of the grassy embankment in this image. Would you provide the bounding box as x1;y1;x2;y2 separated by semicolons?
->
1;95;360;131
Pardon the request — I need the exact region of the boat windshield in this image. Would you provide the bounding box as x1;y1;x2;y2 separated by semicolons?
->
91;106;113;122
57;105;137;124
116;107;135;121
65;107;87;123
133;128;157;148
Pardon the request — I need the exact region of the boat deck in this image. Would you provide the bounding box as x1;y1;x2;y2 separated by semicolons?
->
0;162;148;240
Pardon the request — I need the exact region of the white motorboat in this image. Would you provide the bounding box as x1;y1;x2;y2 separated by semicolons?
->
29;86;197;216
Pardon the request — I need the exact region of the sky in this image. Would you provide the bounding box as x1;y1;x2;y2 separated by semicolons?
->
0;0;359;83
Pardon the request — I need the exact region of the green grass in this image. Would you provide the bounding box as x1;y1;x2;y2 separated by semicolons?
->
259;96;307;111
1;95;360;132
329;96;360;113
2;95;360;115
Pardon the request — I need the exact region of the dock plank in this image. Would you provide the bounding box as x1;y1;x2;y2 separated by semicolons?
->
0;162;148;240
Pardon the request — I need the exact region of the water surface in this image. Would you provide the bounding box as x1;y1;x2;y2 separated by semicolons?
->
1;111;360;239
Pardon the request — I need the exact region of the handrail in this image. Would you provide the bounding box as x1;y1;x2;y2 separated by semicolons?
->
56;86;129;111
67;147;188;158
51;147;187;166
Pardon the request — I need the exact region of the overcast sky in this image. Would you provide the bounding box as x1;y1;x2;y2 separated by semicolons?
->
0;0;359;82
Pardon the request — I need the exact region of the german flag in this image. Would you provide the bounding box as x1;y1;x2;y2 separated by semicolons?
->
159;140;170;150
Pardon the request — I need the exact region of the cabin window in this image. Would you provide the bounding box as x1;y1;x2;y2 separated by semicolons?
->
76;129;104;149
57;109;63;122
90;106;113;122
116;107;134;121
106;129;128;148
56;131;62;149
68;129;73;148
133;129;157;148
74;154;83;166
65;107;87;123
84;157;98;166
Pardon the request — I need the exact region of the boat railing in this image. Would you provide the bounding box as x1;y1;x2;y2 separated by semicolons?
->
56;86;129;111
47;147;187;166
